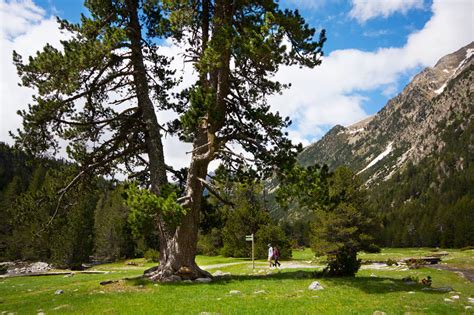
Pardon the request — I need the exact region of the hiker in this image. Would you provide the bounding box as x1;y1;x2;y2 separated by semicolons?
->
267;243;274;267
273;246;281;268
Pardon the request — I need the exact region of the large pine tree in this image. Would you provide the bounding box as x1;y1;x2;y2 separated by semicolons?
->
13;0;325;281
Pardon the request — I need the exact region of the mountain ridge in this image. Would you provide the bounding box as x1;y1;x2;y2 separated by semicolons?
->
299;41;473;186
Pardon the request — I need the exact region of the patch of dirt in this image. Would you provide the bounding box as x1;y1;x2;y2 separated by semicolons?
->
101;280;150;293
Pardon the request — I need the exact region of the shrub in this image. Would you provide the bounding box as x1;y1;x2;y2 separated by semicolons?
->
324;246;361;276
197;229;222;256
144;249;160;263
421;276;432;286
364;243;381;253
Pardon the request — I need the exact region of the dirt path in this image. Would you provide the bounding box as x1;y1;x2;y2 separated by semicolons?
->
201;262;248;270
201;261;323;270
426;264;474;282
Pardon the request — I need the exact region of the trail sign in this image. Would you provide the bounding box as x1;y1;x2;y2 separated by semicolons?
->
245;233;255;269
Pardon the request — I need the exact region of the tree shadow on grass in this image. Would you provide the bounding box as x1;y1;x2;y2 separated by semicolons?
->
124;270;450;295
206;271;450;295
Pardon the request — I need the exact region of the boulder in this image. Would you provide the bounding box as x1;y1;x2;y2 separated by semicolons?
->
195;277;212;283
144;266;159;275
161;275;182;282
421;287;453;292
29;262;51;273
178;266;192;274
308;281;324;291
212;270;231;277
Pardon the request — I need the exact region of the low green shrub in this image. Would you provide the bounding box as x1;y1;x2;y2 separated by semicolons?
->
364;244;381;253
0;265;7;275
197;229;222;256
144;249;160;263
324;246;361;276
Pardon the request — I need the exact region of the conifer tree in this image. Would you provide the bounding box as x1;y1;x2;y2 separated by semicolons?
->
13;0;325;281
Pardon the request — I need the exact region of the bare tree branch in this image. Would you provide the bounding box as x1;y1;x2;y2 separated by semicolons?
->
197;177;234;206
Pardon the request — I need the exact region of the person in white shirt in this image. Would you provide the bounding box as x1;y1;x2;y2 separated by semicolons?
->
267;244;274;267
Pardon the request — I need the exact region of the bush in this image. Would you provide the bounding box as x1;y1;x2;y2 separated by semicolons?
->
364;243;381;253
144;249;160;263
255;224;292;259
197;229;222;256
324;246;361;276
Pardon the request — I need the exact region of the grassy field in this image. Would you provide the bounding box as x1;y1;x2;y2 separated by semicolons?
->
1;248;473;314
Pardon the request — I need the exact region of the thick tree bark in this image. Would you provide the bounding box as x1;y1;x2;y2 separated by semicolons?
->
145;129;212;281
125;0;167;194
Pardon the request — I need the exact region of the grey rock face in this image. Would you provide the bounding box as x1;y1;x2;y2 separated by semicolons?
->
299;42;474;187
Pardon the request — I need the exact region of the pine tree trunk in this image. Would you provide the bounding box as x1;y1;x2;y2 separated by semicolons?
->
145;125;212;281
126;0;230;282
145;0;234;282
126;0;209;281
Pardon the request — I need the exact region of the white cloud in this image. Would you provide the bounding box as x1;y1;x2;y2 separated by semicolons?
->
1;0;473;169
0;0;45;39
271;0;473;143
0;1;194;171
0;0;65;148
349;0;425;23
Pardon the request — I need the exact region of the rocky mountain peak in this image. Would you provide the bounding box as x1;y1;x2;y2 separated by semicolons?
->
411;41;474;97
298;42;473;186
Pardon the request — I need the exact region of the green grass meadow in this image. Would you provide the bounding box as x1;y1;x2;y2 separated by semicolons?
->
1;248;473;314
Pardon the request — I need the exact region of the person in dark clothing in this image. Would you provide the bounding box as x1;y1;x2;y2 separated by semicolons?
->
273;246;281;268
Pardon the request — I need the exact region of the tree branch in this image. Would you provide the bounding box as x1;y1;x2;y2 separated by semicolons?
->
197;177;234;206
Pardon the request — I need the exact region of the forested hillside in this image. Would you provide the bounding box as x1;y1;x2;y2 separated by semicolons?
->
0;143;155;267
293;44;474;248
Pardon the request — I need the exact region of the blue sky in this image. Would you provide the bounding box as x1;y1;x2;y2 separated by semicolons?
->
0;0;473;168
33;0;432;115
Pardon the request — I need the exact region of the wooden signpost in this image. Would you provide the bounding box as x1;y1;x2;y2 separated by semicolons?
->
245;233;255;269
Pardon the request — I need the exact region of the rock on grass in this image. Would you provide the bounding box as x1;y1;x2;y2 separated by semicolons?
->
308;281;324;290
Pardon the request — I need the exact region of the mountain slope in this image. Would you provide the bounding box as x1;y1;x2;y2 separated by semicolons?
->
290;42;473;247
299;42;473;186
